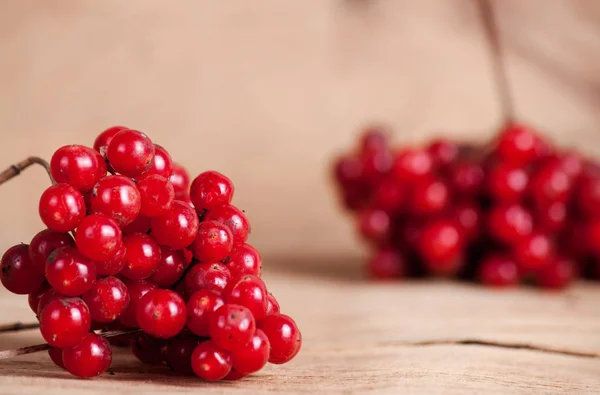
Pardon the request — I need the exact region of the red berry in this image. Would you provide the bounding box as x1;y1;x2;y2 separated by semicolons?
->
184;262;231;296
76;214;123;261
45;247;97;296
187;290;225;337
28;282;51;314
29;229;74;274
427;139;459;168
576;173;600;217
106;129;155;178
39;183;86;232
513;232;554;272
486;163;529;202
48;347;64;369
138;144;173;180
266;293;280;316
226;275;268;321
259;313;301;364
130;334;166;364
478;254;519;286
191;220;234;263
453;201;480;241
360;150;394;185
90;175;141;226
121;233;161;280
487;203;533;244
357;208;390;242
410;177;450;215
50;145;107;192
93;126;128;155
418;220;464;274
367;247;405;279
165;336;199;375
62;333;112;378
191;340;233;381
371;176;408;214
449;161;485;197
137;175;174;217
1;244;45;295
209;304;256;352
534;201;567;233
170;163;191;199
228;243;262;279
529;161;571;204
136;289;187;338
148;246;188;288
204;204;250;244
558;151;584;179
223;368;248;381
190;171;235;214
358;126;388;154
537;256;575;289
231;328;269;374
121;214;152;235
587;220;600;257
95;244;127;276
119;279;157;327
495;124;540;165
37;288;62;316
39;297;91;348
333;155;363;186
82;276;130;322
393;148;433;183
151;200;199;249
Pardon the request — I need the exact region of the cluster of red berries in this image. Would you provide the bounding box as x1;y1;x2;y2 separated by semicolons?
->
333;123;600;289
0;126;301;379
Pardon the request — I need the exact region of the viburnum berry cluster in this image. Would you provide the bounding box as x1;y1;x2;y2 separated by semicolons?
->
0;126;301;379
333;123;600;289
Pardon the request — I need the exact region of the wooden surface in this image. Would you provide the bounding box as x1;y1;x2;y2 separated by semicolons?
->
0;259;599;394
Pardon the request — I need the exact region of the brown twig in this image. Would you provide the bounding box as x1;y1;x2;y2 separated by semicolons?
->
476;0;515;124
0;328;141;360
0;322;40;333
0;157;54;186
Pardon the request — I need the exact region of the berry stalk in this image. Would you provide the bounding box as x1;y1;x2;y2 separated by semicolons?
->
0;322;39;333
0;157;54;186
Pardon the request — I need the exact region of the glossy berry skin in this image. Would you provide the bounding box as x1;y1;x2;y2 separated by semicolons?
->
39;297;91;348
204;204;251;244
29;229;74;275
39;183;86;232
409;177;450;215
93;126;128;155
228;243;262;278
50;145;107;192
106;129;155;178
453;201;480;241
486;164;529;202
477;254;520;286
259;313;301;364
529;161;571;204
360;150;393;186
165;336;199;375
231;328;270;374
37;288;62;316
418;220;464;274
95;245;127;276
187;290;225;337
90;175;141;226
191;220;234;263
138;145;173;180
209;304;256;352
367;247;406;279
1;244;45;295
137;175;174;217
82;276;130;322
266;293;280;316
130;334;166;364
226;275;268;321
150;200;199;249
427;139;459;168
537;256;575;289
45;247;97;296
149;246;188;288
576;174;600;217
513;232;554;272
371;176;408;214
191;340;233;381
170;163;191;200
185;262;231;296
190;171;235;213
535;201;567;233
136;289;187;338
448;161;485;197
121;214;151;235
62;333;112;378
357;208;390;242
487;203;533;245
393;148;434;184
495;124;540;165
121;233;161;280
48;347;64;369
28;282;51;314
119;279;157;328
223;368;248;381
76;214;123;262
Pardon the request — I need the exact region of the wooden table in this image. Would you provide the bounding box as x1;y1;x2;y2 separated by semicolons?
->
1;256;599;394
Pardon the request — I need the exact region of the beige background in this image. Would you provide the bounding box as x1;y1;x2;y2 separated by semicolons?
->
1;0;600;259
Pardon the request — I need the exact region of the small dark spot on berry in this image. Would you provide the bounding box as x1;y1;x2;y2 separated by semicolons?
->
228;334;233;339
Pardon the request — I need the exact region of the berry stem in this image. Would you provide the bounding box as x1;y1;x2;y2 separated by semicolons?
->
0;157;55;186
476;0;515;124
0;322;40;333
0;328;141;360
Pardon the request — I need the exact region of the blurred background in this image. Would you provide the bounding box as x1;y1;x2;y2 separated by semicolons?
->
1;0;600;264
